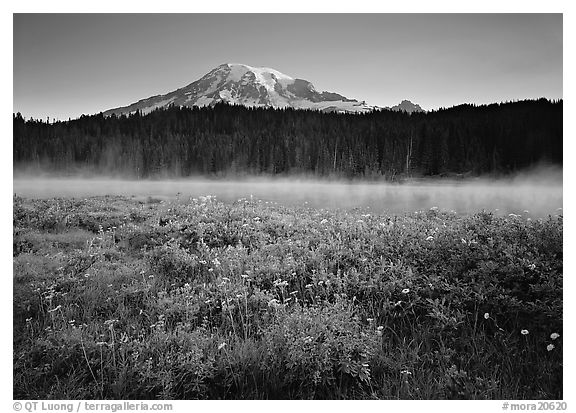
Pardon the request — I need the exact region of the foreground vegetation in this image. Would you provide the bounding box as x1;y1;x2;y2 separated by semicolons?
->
13;195;563;399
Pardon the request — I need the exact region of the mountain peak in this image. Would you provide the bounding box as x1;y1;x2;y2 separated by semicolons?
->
103;64;377;116
224;63;294;81
387;100;425;113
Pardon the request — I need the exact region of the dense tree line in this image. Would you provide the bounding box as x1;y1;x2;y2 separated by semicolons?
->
13;99;562;179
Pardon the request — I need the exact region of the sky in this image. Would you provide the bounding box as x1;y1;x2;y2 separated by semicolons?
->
13;13;562;120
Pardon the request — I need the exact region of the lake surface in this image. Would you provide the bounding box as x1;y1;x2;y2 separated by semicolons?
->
13;173;563;218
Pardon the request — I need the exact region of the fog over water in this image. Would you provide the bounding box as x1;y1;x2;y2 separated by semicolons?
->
13;167;562;217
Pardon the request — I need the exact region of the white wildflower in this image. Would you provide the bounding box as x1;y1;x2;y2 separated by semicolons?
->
47;305;62;313
268;299;280;308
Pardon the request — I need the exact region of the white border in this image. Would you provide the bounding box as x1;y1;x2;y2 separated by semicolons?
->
4;3;573;412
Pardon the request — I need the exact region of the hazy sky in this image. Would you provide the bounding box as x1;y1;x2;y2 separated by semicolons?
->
13;13;562;120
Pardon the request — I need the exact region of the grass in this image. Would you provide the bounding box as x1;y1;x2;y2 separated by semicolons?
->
13;194;563;399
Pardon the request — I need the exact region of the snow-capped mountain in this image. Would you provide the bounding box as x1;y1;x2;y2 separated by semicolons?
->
386;100;425;113
102;63;379;116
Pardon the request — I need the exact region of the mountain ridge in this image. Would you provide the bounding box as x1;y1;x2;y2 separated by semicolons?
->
386;99;425;113
102;63;423;116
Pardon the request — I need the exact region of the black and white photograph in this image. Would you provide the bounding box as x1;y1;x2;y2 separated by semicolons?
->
10;9;567;405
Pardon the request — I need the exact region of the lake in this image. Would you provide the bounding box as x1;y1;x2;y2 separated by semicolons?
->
13;172;562;217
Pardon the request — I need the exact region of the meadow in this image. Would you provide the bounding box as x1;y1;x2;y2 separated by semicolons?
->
13;194;563;399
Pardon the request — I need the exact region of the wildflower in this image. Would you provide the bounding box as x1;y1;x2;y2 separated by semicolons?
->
550;333;560;340
273;279;288;288
484;313;490;319
528;263;536;270
521;329;529;335
208;268;214;272
366;318;374;322
395;300;402;306
426;236;434;241
305;284;313;288
547;344;555;352
25;317;33;323
205;299;212;304
268;299;280;308
402;288;410;294
461;238;467;244
218;343;227;350
362;363;370;368
47;305;62;313
400;369;413;375
236;294;243;298
376;326;384;331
